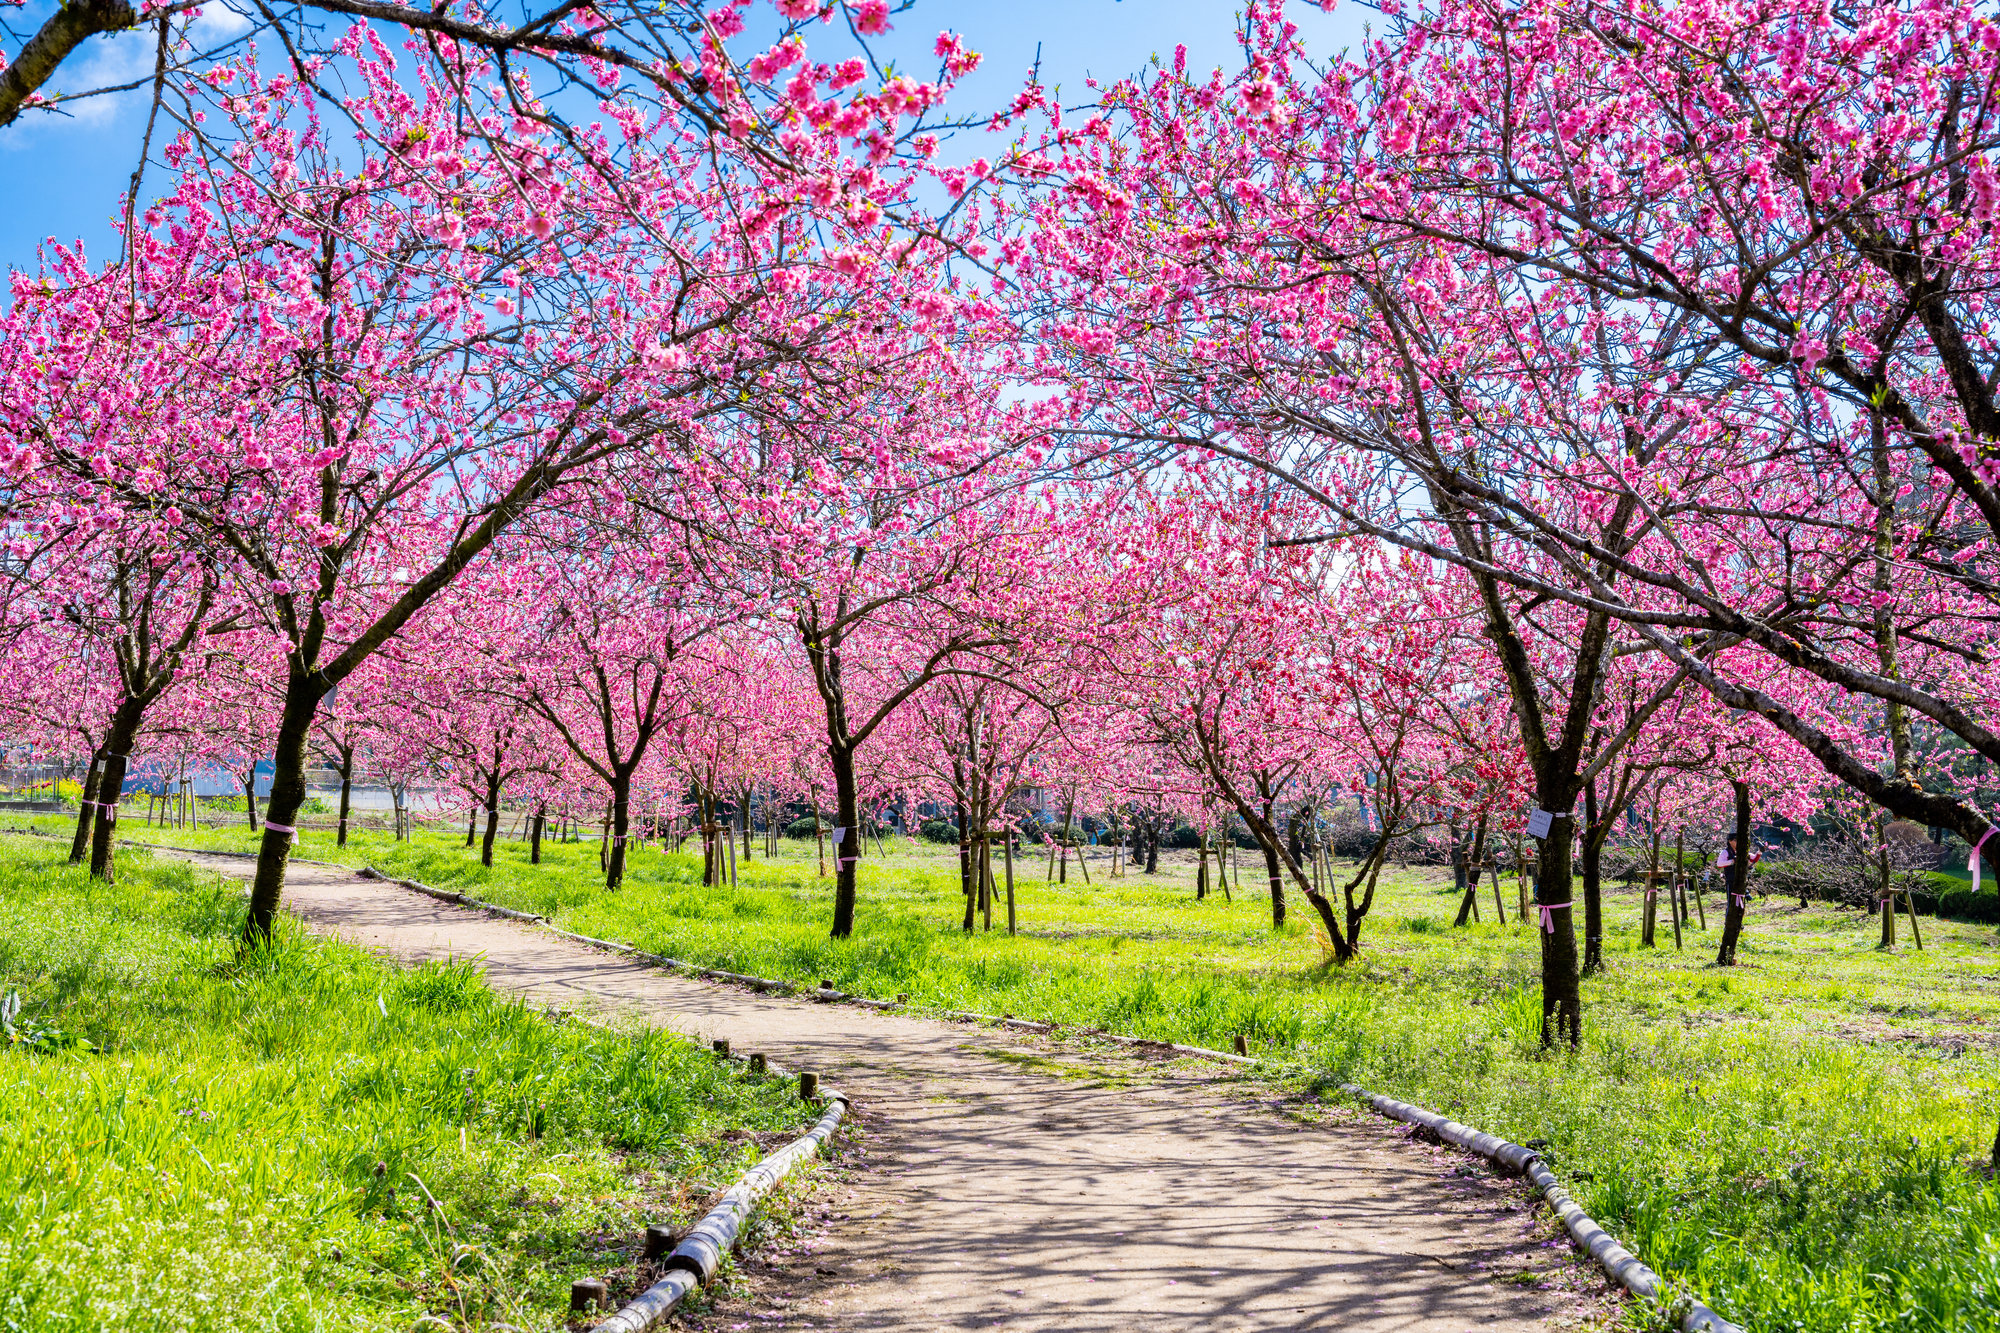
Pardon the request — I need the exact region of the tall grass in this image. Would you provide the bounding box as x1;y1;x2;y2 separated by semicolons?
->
67;818;2000;1332
0;837;809;1332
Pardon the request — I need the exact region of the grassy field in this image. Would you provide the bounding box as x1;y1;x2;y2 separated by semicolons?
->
34;809;2000;1332
0;833;814;1333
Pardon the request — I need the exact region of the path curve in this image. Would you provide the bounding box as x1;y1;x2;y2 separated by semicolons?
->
176;851;1589;1332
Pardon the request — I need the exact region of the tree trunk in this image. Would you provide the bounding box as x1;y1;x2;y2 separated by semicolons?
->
1669;826;1685;950
960;810;978;933
829;747;861;938
1717;780;1752;965
68;753;102;864
1536;817;1582;1047
1581;780;1604;973
1059;792;1075;883
530;805;545;864
241;763;261;832
1641;820;1660;948
1453;814;1488;927
481;773;502;868
243;688;318;941
1877;833;1896;950
1263;838;1286;929
957;793;973;920
88;705;146;881
606;777;632;890
335;750;353;846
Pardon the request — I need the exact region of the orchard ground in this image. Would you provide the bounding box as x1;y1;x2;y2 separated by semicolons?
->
0;834;820;1333
36;806;2000;1333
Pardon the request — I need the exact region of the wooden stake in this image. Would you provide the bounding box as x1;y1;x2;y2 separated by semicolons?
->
813;791;826;877
1003;828;1017;934
981;834;995;932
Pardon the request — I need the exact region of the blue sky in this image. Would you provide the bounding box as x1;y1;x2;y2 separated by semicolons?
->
0;0;1368;274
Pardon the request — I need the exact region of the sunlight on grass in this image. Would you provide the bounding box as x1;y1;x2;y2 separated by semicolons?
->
53;815;2000;1333
0;834;809;1332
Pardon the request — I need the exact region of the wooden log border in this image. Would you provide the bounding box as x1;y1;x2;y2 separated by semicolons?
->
353;864;1738;1333
1338;1085;1741;1333
590;1095;848;1333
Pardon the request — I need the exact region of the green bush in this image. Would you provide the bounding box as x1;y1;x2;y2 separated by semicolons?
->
919;818;959;845
784;816;826;839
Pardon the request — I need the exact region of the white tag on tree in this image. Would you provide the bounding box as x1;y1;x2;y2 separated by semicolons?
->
1526;808;1560;839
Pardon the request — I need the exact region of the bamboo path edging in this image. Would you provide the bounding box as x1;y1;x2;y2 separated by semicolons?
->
589;1096;848;1333
1338;1085;1742;1333
349;863;1735;1332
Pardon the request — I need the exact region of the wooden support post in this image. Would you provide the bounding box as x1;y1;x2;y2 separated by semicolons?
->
813;793;826;878
798;1072;819;1101
1003;829;1017;935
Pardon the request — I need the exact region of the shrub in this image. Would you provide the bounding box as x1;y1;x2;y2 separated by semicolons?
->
919;818;959;845
783;816;826;839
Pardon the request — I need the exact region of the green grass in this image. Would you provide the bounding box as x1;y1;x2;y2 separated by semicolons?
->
52;811;2000;1332
0;833;812;1333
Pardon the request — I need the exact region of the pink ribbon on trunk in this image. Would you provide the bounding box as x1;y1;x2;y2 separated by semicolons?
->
264;821;296;834
1537;900;1570;933
1973;825;1996;895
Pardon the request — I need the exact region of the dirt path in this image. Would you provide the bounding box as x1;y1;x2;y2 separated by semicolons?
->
175;851;1598;1332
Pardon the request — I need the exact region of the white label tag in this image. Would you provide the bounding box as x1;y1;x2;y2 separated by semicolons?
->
1526;809;1559;839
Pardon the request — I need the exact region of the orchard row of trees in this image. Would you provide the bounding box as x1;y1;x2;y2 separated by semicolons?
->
4;0;1998;1050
